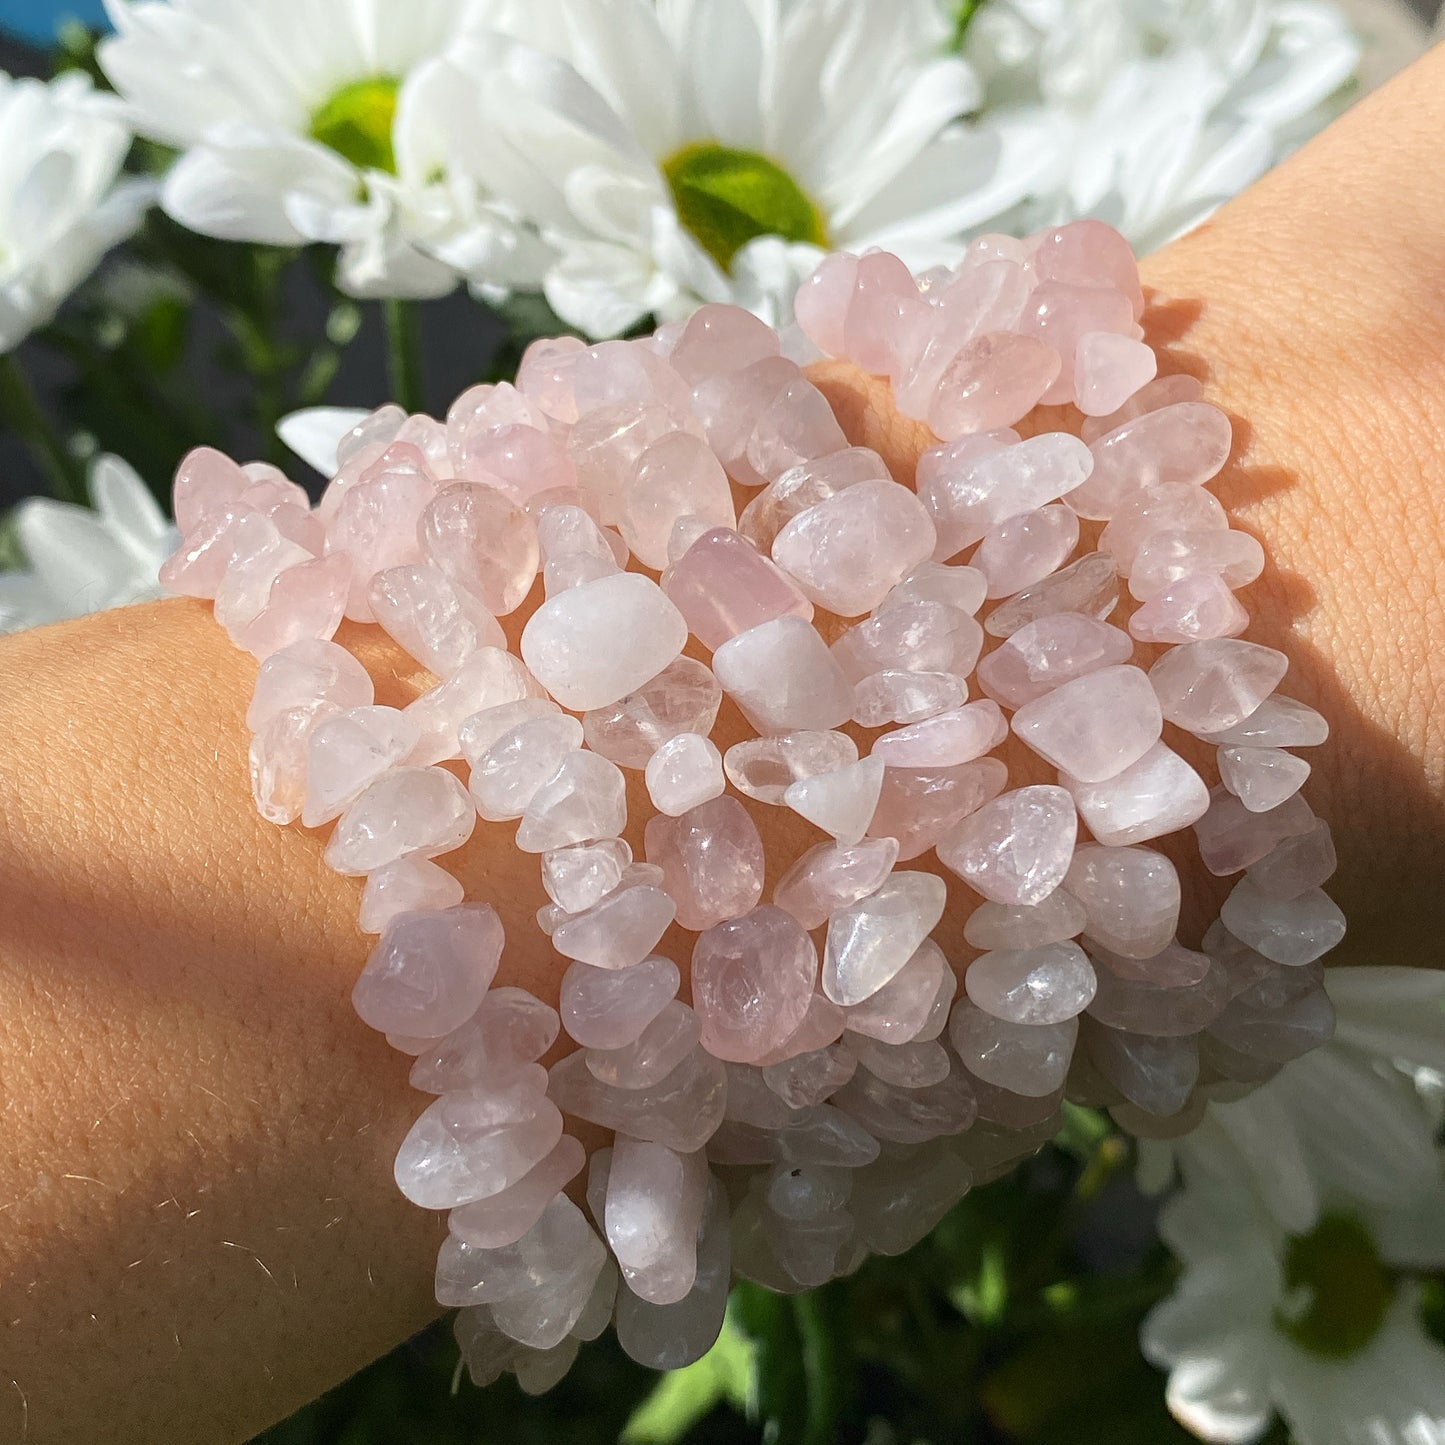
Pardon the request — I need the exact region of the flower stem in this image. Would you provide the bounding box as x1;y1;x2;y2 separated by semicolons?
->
382;298;426;414
0;353;85;505
793;1286;852;1445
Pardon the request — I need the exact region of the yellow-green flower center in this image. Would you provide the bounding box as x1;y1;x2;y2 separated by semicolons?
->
662;142;829;273
310;76;402;174
1276;1213;1396;1358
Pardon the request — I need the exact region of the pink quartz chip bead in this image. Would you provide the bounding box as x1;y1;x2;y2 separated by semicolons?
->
303;703;422;827
663;528;814;651
870;701;1008;769
359;855;466;934
938;785;1078;906
976;613;1133;710
1079;373;1205;445
449;1135;588;1251
975;505;1080;600
843;250;928;377
645;795;765;932
370;562;506;678
1012;665;1163;783
559;955;680;1050
712;616;855;734
1128;572;1249;644
794;252;859;357
1064;844;1180;960
1020;282;1134;405
1073;331;1157;417
622;431;736;569
325;765;477;875
173;445;250;533
420;482;541;617
1063;741;1211;848
1148;638;1290;733
1028;220;1144;318
868;757;1007;861
667;303;780;385
927;332;1061;439
233;552;350;660
773;836;900;932
246;637;373;732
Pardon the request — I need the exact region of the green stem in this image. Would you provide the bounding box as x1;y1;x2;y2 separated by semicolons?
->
0;354;84;504
793;1288;852;1445
383;297;426;414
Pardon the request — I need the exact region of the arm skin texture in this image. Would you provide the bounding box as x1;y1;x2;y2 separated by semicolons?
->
4;43;1445;1445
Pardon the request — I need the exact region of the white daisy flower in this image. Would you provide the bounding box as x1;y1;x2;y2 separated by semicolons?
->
0;455;177;634
1142;1156;1445;1444
97;0;537;299
0;70;149;353
431;0;1051;336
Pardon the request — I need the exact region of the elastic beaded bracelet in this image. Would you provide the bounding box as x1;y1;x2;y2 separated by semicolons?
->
160;219;1343;1393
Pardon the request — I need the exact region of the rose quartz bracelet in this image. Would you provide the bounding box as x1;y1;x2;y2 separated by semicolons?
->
159;220;1343;1393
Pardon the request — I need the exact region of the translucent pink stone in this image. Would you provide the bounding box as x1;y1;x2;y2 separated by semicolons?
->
823;871;947;1007
1063;741;1210;846
870;701;1007;769
214;514;313;635
410;987;561;1094
540;838;628;914
762;1045;856;1109
975;505;1080;599
1068;403;1233;520
853;671;967;728
560;955;680;1050
449;1136;587;1250
406;648;546;767
325;466;432;621
569;340;692;417
515;336;587;420
325;766;476;875
877;560;989;618
1247;819;1337;901
645;732;725;816
547;1047;726;1154
1085;1023;1198;1117
1221;879;1345;966
645;795;765;931
793;252;859;357
964;891;1088;951
458;425;577;508
724;730;857;804
965;942;1095;1025
938;785;1078;905
173;445;250;533
948;999;1076;1097
582;657;722;769
1197;695;1329;748
664;528;814;650
418;482;540;617
536;503;623;595
1080;373;1204;445
620;432;735;569
772;480;936;617
1085;944;1225;1037
773;836;900;931
359;855;465;934
850;1035;952;1090
712;616;854;734
1220;746;1311;814
457;699;562;770
249;703;336;825
983;552;1120;640
564;403;680;526
1099;484;1230;573
844;938;947;1044
161;507;250;598
585;1000;701;1089
692;906;817;1063
785;756;885;846
1128;528;1263;601
977;613;1132;710
1194;787;1315;876
868;757;1007;860
303;704;422;827
918;433;1093;560
605;1139;711;1305
832;601;983;683
553;885;677;970
1021;282;1134;405
738;448;888;552
1012;665;1162;782
927;332;1060;439
1064;844;1180;959
758;994;848;1068
1028;220;1143;317
842;250;925;375
1149;639;1290;732
521;572;687;711
469;715;584;821
233;554;350;661
515;750;627;853
1129;572;1249;644
370;562;505;677
1074;332;1157;417
668;303;780;384
446;380;547;447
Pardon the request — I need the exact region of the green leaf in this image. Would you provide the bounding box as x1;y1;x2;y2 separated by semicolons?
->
621;1312;754;1444
732;1282;809;1443
949;1237;1009;1326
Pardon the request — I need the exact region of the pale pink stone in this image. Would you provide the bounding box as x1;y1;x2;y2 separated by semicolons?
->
1068;403;1232;520
917;432;1092;560
868;757;1007;860
325;465;433;620
1221;877;1346;967
1149;639;1290;732
762;1045;856;1109
738;448;888;552
965;942;1095;1025
449;1136;587;1249
469;715;584;821
1063;741;1210;847
622;432;735;569
521;572;687;711
547;1047;727;1154
1196;695;1329;749
853;670;968;729
844;938;947;1044
938;785;1078;905
1012;665;1162;782
833;1065;974;1147
1080;373;1205;445
772;841;901;939
214;514;313;635
772;479;936;617
849;1034;952;1090
249;703;337;825
723;731;858;804
560;956;680;1050
459;424;577;507
1129;572;1248;643
419;482;540;617
324;765;476;875
406;648;546;767
822;871;947;1007
569;403;695;523
758;993;849;1066
458;699;563;769
645;733;724;816
666;515;718;563
370;562;505;678
977;614;1132;709
234;553;350;660
691;356;798;488
876;560;989;618
1085;945;1226;1037
569;340;692;417
359;856;465;934
668;303;780;384
542;838;631;914
712;616;854;734
843;250;926;376
1194;787;1316;876
645;796;765;931
1021;282;1134;405
975;505;1080;599
1246;819;1337;901
585;1000;701;1089
1074;331;1157;416
582;657;722;768
1085;1022;1199;1116
516;335;588;420
605;1139;711;1305
515;750;627;853
784;756;886;846
964;891;1087;951
303;704;422;826
352;904;504;1038
269;500;325;556
173;445;250;533
1028;220;1143;317
871;701;1008;769
663;528;814;650
794;252;859;357
160;505;249;598
948;999;1076;1097
446;381;547;452
1099;484;1230;573
1064;844;1180;958
927;332;1060;439
535;503;624;598
336;408;407;468
692;906;817;1062
982;552;1120;639
1219;746;1311;813
1128;528;1265;600
553;885;678;969
832;601;983;683
247;638;372;733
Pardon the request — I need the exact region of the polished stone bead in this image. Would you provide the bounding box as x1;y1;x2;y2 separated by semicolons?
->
964;891;1088;951
469;715;584;822
411;986;561;1093
843;938;947;1044
1128;528;1265;600
724;730;858;805
370;562;506;677
406;648;546;767
605;1139;711;1305
1149;639;1290;733
325;766;476;875
1064;844;1180;959
772;837;900;931
983;553;1120;639
645;795;765;931
303;705;421;827
738;448;888;552
1063;741;1211;847
552;885;678;969
419;482;541;617
622;432;736;569
1220;878;1346;966
1196;695;1329;749
975;505;1080;600
515;750;628;853
712;616;855;734
586;1000;702;1089
458;699;563;770
247;638;374;733
1012;665;1162;782
1218;746;1311;813
868;757;1008;861
664;527;814;650
359;855;466;934
1069;403;1232;520
823;872;948;1007
668;303;780;384
1099;483;1230;573
965;942;1095;1025
352;910;495;1041
948;999;1076;1097
1129;572;1249;644
582;657;722;769
559;955;680;1050
249;704;336;825
938;785;1078;905
645;732;725;816
784;756;886;846
927;332;1060;438
1084;1021;1199;1116
449;1136;587;1250
853;671;968;729
876;560;989;618
1073;331;1157;417
234;553;351;661
870;701;1008;768
1194;787;1316;876
832;601;983;683
1246;819;1337;901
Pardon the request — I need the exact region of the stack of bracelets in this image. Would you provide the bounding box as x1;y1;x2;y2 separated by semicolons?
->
159;219;1344;1392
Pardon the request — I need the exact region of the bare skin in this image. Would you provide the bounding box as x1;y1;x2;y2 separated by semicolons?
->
3;43;1445;1445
